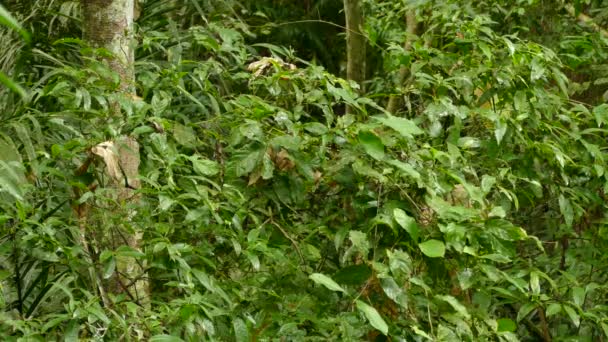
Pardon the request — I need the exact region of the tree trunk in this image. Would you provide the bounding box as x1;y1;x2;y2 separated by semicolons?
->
343;0;365;114
83;0;135;93
81;0;149;307
386;10;417;114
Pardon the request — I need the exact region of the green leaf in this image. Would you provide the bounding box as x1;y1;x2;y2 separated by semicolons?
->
358;130;385;160
303;122;328;135
497;318;517;332
517;303;536;322
495;119;507;145
333;265;372;286
173;123;196;148
393;208;420;241
0;4;30;42
356;300;389;335
233;318;249;342
419;239;445;258
593;104;608;127
150;335;184;342
102;256;116;279
479;253;511;263
387;160;421;181
530;271;540;295
64;319;79;342
380;277;407;308
601;322;608;338
115;246;145;258
545;303;562;317
558;194;574;227
0;70;27;99
436;295;470;320
375;114;423;139
190;156;219;176
572;286;585;307
563;305;580;327
309;273;345;292
236;149;264;177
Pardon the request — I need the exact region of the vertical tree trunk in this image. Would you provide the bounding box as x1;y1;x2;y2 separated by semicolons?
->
81;0;149;307
386;10;417;114
83;0;135;93
343;0;365;114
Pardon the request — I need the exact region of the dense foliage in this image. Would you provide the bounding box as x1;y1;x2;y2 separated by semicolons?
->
1;0;608;340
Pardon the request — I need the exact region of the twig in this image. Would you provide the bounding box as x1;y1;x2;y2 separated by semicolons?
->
269;220;305;264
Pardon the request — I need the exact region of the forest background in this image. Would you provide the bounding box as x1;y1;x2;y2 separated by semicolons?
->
1;0;608;341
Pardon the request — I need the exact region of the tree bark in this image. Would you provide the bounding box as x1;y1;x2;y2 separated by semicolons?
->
343;0;365;114
386;10;417;114
81;0;149;307
83;0;135;93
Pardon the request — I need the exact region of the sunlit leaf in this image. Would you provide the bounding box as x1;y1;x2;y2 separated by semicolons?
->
356;300;389;335
358;130;385;160
419;239;445;258
375;114;423;139
309;273;345;292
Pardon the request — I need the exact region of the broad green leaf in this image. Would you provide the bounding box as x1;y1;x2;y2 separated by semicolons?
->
185;208;205;222
517;303;536;322
333;265;372;286
497;318;516;332
358;130;385;160
235;149;264;177
150;335;184;342
380;277;407;308
64;319;79;342
530;271;540;295
530;58;545;81
233;318;249;342
356;300;389;335
558;195;574;227
349;230;371;254
436;295;470;320
191;156;219;176
480;253;511;263
309;273;345;292
327;83;360;111
270;135;301;150
115;246;145;258
593;104;608;127
173;123;196;148
375;114;423;139
303;122;328;135
481;175;496;194
545;303;562;317
158;195;175;211
393;208;420;241
102;256;116;279
387;160;421;181
563;305;580;327
572;286;586;307
87;306;110;324
602;322;608;338
419;239;445;258
495;119;507;145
